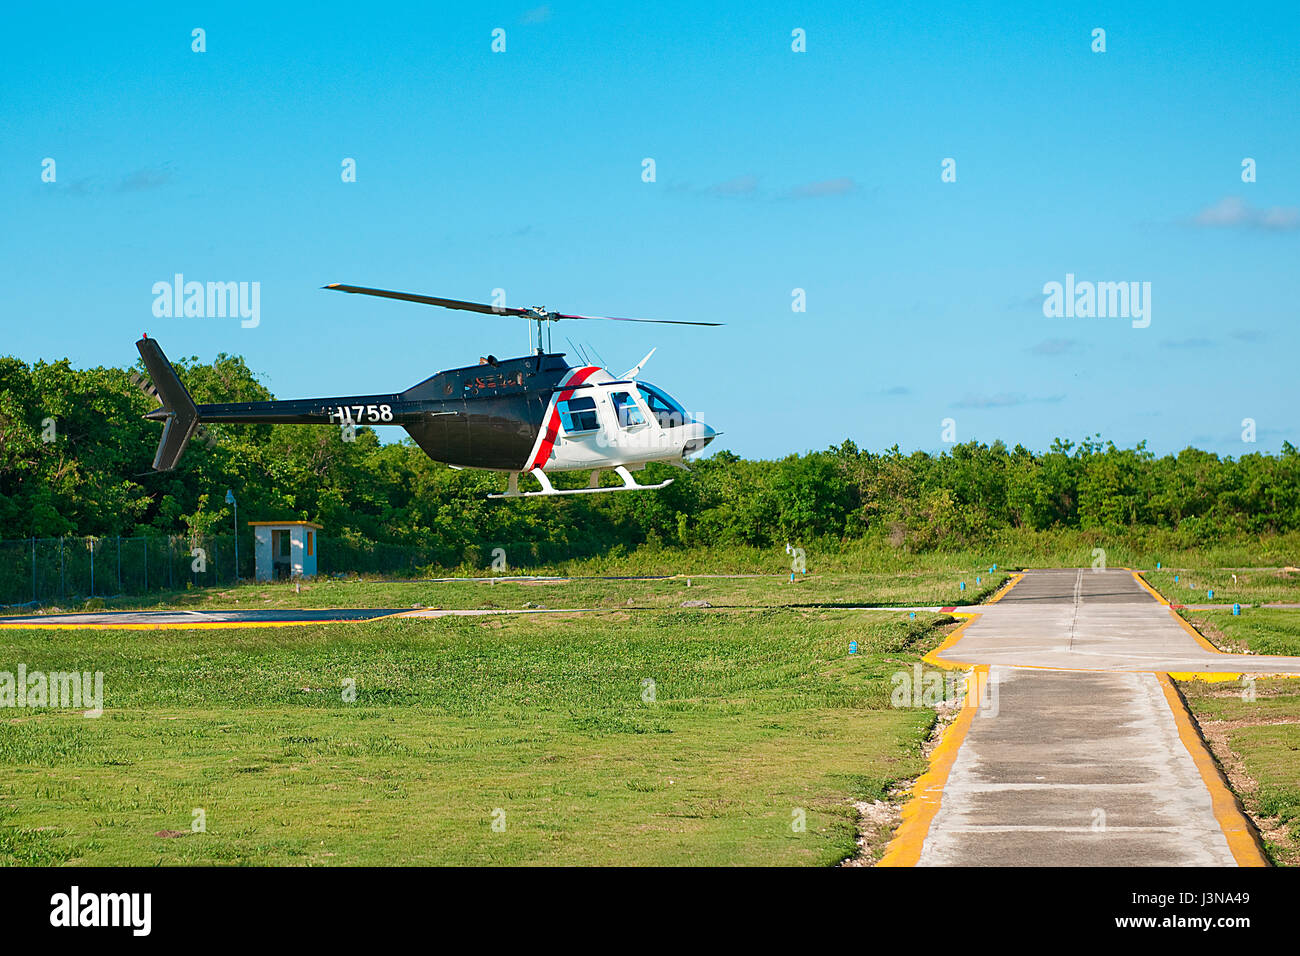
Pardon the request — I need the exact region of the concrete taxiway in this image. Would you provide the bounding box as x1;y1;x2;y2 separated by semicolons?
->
932;568;1300;675
882;568;1297;867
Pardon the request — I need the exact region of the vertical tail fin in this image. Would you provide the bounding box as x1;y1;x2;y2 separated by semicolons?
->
136;336;200;471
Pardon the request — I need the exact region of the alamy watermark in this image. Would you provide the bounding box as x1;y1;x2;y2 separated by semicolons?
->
890;665;998;716
50;886;150;936
152;274;260;328
1042;273;1150;328
1;666;103;717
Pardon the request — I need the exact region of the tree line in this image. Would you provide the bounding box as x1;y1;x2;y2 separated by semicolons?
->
1;352;1297;558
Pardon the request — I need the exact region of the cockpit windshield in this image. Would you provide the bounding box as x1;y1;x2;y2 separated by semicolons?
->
636;383;690;428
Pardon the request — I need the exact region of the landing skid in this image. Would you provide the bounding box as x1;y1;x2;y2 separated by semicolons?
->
488;466;673;499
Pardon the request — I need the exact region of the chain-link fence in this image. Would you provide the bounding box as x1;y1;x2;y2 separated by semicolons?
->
0;535;603;606
0;535;250;607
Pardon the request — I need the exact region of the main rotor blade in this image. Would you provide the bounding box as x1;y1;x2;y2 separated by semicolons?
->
323;284;530;317
554;312;723;326
324;283;723;326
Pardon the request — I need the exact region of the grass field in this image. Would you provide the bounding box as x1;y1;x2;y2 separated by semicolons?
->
438;531;1300;577
1144;568;1300;607
10;550;1298;868
1171;606;1300;867
0;604;966;866
1178;608;1300;657
1177;675;1300;867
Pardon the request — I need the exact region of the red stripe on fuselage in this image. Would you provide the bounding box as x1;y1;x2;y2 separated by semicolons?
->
529;366;599;470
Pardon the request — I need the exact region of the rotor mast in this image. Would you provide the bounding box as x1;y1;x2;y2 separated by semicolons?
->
523;307;557;354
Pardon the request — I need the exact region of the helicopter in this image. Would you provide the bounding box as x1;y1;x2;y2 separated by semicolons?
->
137;284;721;497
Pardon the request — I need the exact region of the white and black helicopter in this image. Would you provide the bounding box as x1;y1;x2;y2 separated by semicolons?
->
137;284;720;498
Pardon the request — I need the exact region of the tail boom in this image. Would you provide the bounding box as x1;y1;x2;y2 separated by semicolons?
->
136;336;445;470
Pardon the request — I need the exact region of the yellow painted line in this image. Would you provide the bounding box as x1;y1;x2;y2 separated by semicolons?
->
1129;569;1265;681
921;572;1023;669
0;614;412;631
877;572;1023;863
1166;602;1228;655
1166;672;1244;683
1157;673;1269;867
0;620;325;631
878;664;988;867
983;572;1025;605
923;613;979;669
1129;569;1170;605
1132;568;1218;651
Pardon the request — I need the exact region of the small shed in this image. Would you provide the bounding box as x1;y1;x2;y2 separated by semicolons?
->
249;521;321;581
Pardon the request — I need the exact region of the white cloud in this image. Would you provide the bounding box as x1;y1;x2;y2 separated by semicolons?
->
953;393;1064;409
789;177;855;199
711;175;759;196
1191;196;1299;231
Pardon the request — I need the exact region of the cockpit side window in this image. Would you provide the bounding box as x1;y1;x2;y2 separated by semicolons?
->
611;391;646;428
559;395;599;433
636;383;689;428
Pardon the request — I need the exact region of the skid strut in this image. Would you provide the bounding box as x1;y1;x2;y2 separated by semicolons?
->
488;466;673;499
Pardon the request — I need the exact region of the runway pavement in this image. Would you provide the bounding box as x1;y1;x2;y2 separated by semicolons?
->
0;608;414;629
884;568;1297;867
0;606;600;629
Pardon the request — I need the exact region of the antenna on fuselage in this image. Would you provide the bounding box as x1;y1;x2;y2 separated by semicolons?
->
567;337;598;365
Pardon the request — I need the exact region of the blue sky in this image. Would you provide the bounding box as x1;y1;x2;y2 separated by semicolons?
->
3;1;1297;459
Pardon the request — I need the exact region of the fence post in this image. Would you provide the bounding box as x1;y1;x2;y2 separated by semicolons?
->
143;537;147;592
89;537;94;596
31;538;36;604
117;535;122;594
59;537;65;600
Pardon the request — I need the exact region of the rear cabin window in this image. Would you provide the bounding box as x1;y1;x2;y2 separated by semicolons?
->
559;395;599;433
